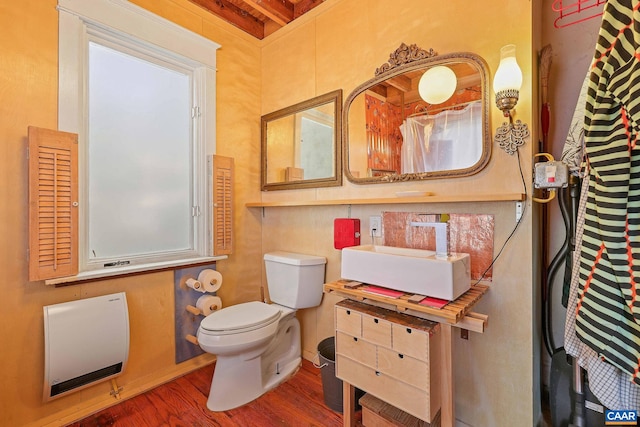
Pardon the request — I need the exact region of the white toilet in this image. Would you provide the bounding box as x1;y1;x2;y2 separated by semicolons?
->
197;251;327;411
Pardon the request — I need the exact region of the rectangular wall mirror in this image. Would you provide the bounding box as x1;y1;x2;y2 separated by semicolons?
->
261;90;342;191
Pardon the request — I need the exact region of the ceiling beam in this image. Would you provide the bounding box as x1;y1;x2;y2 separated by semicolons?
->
385;75;412;93
240;0;293;27
456;74;482;90
188;0;265;39
368;85;388;99
293;0;325;19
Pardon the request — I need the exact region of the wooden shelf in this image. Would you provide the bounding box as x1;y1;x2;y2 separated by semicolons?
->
246;193;525;208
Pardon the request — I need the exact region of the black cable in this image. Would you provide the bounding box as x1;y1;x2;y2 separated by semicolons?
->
542;176;581;358
542;186;570;357
473;149;528;285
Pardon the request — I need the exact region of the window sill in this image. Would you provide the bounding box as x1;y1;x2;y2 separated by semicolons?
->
44;256;228;286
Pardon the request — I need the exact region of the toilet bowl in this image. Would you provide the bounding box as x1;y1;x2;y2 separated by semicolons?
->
197;251;326;411
197;301;299;411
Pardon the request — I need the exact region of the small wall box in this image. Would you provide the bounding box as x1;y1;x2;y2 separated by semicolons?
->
334;218;361;249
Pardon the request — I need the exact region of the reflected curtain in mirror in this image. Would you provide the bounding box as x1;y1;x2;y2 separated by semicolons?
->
400;102;482;173
343;44;491;184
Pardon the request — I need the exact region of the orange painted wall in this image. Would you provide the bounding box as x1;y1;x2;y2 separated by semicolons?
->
0;0;553;426
0;1;263;426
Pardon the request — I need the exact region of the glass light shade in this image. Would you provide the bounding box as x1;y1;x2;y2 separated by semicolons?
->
418;66;457;104
493;44;522;93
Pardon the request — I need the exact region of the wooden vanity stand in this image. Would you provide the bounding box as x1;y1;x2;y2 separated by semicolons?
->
324;280;489;427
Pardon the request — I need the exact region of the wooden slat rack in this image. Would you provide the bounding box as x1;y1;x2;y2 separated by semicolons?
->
324;280;489;330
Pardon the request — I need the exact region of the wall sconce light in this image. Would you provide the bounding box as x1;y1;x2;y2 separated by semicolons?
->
419;65;457;105
493;44;530;155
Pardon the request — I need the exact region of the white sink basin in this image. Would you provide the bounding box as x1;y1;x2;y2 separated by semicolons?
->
340;245;471;301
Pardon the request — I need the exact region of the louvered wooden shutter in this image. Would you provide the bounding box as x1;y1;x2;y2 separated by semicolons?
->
28;126;78;281
212;155;233;255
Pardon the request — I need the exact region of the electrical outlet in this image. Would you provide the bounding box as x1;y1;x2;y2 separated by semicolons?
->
516;201;523;222
369;216;382;237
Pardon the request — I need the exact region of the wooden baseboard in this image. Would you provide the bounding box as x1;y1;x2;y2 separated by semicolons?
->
29;354;215;427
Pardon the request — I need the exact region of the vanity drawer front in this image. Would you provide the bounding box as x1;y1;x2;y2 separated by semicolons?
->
392;323;430;361
335;331;376;368
362;314;392;347
377;346;429;391
336;306;362;337
336;355;433;422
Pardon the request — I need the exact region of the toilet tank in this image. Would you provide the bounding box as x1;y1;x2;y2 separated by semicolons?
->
264;251;327;309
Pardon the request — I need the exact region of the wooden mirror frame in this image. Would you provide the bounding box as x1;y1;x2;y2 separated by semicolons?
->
261;90;343;191
343;44;491;184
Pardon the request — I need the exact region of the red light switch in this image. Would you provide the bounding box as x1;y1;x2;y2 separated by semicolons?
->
334;218;361;249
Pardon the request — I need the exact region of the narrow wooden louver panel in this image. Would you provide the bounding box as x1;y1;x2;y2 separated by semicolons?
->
28;126;78;281
212;155;233;255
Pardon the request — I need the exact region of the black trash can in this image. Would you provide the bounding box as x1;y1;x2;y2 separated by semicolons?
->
316;336;363;413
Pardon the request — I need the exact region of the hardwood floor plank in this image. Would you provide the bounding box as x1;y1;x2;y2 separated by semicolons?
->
258;381;342;426
69;360;358;427
145;383;209;426
182;364;215;397
128;393;175;426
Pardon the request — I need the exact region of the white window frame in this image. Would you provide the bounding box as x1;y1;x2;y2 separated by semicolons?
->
53;0;223;284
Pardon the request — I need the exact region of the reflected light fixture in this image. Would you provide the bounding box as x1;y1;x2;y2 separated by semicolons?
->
418;66;457;105
493;44;530;155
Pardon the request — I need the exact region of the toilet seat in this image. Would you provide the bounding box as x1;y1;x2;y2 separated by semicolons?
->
199;301;281;336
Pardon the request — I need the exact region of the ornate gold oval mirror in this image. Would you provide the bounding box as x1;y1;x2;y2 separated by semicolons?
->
344;44;491;183
261;89;342;191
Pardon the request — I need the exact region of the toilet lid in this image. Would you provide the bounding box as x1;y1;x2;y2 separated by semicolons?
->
200;301;281;333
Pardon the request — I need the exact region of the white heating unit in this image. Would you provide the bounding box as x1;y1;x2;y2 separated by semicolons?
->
43;292;129;401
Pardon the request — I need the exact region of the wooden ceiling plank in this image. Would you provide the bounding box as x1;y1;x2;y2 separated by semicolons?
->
293;0;324;19
188;0;265;39
368;85;387;98
385;75;412;92
240;0;293;27
456;74;482;90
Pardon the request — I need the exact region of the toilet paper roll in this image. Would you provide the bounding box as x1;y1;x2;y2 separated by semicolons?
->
196;295;222;316
185;278;204;292
198;269;222;293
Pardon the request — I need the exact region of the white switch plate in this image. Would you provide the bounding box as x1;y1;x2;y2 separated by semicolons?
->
369;216;382;237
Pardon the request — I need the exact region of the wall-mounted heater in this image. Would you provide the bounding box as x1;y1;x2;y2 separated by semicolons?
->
43;292;129;401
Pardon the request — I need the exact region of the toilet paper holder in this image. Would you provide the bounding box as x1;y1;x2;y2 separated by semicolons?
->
198;269;223;293
184;278;203;292
185;334;199;345
185;303;220;316
185;294;222;317
185;305;204;316
182;269;223;293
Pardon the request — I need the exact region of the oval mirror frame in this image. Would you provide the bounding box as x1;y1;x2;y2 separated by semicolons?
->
261;89;343;191
343;44;491;184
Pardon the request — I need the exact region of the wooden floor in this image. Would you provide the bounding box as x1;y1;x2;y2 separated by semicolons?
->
69;359;360;427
